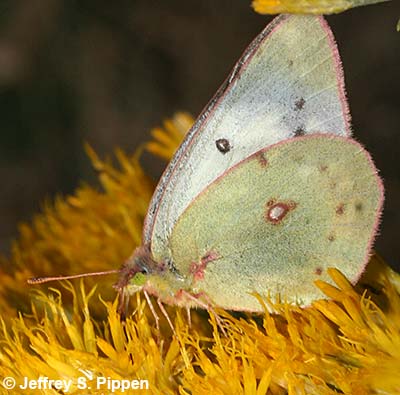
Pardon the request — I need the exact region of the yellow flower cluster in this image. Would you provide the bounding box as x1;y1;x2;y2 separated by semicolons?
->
0;112;399;394
252;0;389;14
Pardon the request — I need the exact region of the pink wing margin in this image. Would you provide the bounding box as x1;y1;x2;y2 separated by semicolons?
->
318;17;352;136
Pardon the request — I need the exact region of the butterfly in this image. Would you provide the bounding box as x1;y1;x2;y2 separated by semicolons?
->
29;15;384;329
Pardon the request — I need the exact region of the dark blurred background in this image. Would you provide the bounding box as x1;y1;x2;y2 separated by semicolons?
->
0;1;399;268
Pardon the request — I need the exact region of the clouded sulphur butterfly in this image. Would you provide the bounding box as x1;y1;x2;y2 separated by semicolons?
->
29;15;384;318
115;15;383;313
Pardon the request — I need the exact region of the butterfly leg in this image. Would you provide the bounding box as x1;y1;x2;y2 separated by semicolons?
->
186;305;192;328
117;288;129;321
143;290;160;334
157;298;177;337
180;290;227;336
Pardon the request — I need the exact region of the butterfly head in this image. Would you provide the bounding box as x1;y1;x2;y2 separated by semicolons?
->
115;245;156;291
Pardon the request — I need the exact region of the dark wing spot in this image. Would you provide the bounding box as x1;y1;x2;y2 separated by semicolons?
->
293;126;305;137
328;233;336;242
336;203;345;215
215;138;231;154
314;267;323;276
288;60;293;67
265;201;297;224
355;202;363;212
257;152;268;168
294;97;305;111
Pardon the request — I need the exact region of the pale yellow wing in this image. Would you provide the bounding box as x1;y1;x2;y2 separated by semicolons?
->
169;135;383;311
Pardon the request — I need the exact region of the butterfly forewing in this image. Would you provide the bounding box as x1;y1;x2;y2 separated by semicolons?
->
145;15;352;263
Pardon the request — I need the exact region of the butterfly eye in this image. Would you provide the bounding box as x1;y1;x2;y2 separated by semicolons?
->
140;266;149;274
215;138;231;154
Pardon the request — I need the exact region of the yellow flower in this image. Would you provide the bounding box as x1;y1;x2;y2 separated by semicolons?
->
145;112;194;161
0;143;155;320
252;0;389;15
0;113;399;394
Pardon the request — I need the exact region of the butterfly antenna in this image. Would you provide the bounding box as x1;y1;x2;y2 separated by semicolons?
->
27;269;121;285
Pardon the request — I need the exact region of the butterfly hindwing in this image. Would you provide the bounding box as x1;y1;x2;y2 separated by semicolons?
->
168;135;383;311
